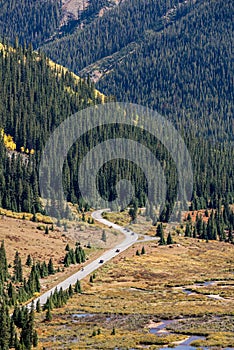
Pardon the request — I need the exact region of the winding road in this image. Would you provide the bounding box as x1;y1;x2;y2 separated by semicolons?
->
31;209;157;307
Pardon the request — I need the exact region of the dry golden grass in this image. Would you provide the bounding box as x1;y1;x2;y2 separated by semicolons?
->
35;236;234;348
0;215;66;267
0;212;122;292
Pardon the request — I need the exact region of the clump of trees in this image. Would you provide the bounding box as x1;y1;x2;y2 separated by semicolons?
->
64;244;86;267
42;279;82;321
185;202;234;243
0;241;38;349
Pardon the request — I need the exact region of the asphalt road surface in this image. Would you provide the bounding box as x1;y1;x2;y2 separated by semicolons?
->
31;209;157;307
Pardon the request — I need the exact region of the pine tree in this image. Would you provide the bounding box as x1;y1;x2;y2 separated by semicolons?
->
167;232;174;245
101;230;107;242
0;302;10;350
74;279;82;293
45;307;52;322
228;226;233;243
48;258;55;275
9;318;16;349
14;251;23;282
36;300;41;313
158;226;166;245
26;254;32;267
32;330;38;347
68;284;73;297
0;240;8;281
185;223;192;237
156;223;163;237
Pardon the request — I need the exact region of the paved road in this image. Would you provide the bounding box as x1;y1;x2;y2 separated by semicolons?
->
31;209;157;307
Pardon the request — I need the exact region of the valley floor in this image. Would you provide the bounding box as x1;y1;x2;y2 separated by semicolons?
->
33;213;234;349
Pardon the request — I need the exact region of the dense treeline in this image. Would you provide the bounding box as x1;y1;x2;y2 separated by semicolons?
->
0;42;103;213
0;0;61;47
42;0;185;72
42;279;82;322
40;0;234;214
184;201;234;243
98;0;233;141
0;141;41;213
0;240;85;348
0;241;38;349
42;0;233;141
0;43;100;151
0;34;233;218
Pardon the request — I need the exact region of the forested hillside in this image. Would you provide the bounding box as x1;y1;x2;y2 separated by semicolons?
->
42;0;233;141
42;0;183;71
0;42;103;213
0;0;61;47
0;0;233;219
0;0;121;48
41;0;234;214
98;0;233;141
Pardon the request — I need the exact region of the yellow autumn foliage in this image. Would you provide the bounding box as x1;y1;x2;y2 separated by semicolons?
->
1;128;35;154
0;128;17;150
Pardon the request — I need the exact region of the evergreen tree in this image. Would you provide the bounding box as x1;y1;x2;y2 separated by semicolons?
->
68;284;73;297
156;223;163;237
74;279;82;293
0;302;10;350
45;307;52;322
185;223;192;237
48;258;55;275
26;254;32;267
167;232;174;245
36;300;41;313
101;230;107;242
14;251;23;282
0;240;8;281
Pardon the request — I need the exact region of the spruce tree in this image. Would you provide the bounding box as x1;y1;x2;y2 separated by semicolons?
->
167;232;174;245
0;240;8;281
74;279;82;293
14;251;23;282
48;258;55;275
26;254;32;267
101;230;107;242
36;300;41;313
45;307;52;322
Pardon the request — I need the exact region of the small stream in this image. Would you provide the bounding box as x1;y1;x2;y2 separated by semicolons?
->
150;320;207;350
178;280;231;300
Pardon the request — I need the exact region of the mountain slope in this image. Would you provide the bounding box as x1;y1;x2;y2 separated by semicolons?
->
0;0;61;47
41;0;234;211
42;0;184;71
98;0;233;141
0;42;104;213
42;0;233;141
